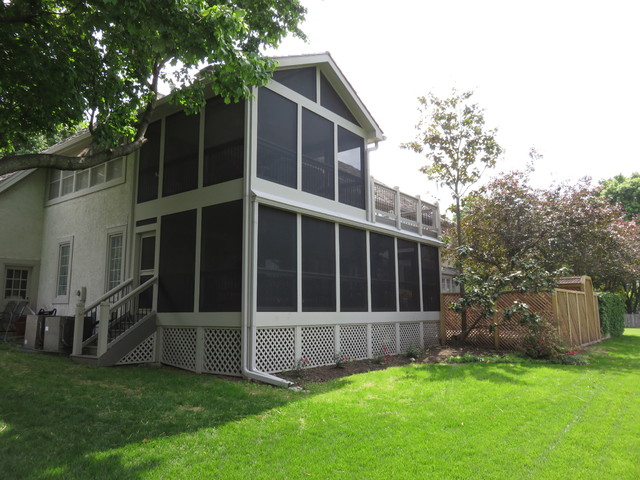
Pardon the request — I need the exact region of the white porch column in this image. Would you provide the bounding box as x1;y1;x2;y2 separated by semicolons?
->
97;302;110;357
72;301;85;356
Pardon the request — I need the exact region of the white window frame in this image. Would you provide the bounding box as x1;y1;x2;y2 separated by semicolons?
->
53;236;74;304
47;157;126;204
105;227;126;292
4;266;31;300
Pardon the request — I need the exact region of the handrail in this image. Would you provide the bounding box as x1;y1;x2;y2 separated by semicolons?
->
84;278;134;313
110;275;158;312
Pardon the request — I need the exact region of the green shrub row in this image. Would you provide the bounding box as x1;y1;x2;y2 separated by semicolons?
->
599;292;626;337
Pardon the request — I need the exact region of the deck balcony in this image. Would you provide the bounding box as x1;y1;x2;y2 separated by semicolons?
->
370;178;440;238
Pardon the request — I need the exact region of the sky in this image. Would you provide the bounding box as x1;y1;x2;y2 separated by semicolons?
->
265;0;640;211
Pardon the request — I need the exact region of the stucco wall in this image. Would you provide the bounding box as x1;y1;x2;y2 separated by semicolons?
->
37;156;135;316
0;169;46;311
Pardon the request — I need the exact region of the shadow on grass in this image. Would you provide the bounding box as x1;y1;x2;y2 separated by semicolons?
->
0;345;336;480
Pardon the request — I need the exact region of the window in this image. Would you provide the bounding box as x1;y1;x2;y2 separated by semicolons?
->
106;233;124;292
302;217;335;311
55;239;73;302
397;240;420;311
158;210;197;312
257;206;297;311
339;226;367;312
421;244;440;311
302;108;334;200
273;67;317;101
200;200;243;312
163;110;199;197
257;88;297;188
370;233;396;311
203;98;245;186
338;127;365;209
48;158;124;201
4;268;29;299
137;120;161;203
320;73;358;124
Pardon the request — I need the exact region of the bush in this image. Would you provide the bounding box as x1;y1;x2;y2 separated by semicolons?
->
599;292;626;337
520;321;564;359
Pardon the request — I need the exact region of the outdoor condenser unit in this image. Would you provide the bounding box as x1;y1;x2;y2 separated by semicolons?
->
43;316;73;353
24;315;45;350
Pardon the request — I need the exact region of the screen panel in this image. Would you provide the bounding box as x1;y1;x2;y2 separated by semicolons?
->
339;225;367;312
302;216;336;311
370;233;396;312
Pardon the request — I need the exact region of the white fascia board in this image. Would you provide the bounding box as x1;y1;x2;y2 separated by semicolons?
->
273;53;385;144
252;188;443;247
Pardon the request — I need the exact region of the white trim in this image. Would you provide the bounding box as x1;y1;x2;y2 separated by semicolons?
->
53;236;74;304
104;227;126;293
255;311;439;327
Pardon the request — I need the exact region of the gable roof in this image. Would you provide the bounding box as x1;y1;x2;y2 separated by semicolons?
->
272;52;385;143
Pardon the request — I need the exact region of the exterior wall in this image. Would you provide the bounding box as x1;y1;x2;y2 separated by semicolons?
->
37;156;135;316
0;169;46;311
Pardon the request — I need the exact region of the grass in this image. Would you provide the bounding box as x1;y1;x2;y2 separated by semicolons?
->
1;330;639;480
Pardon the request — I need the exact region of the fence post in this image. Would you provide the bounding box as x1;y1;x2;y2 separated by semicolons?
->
97;302;110;357
493;311;500;349
73;301;85;356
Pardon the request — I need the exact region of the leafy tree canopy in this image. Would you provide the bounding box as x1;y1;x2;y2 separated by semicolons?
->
601;172;640;220
0;0;306;175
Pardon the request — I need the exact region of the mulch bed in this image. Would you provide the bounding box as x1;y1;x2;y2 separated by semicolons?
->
278;345;502;385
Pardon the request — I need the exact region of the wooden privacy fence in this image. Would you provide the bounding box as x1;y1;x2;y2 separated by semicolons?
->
441;276;602;350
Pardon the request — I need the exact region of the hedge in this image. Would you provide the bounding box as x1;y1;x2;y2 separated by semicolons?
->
598;292;626;337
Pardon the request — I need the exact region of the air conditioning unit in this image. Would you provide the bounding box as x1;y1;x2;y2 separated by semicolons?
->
43;316;73;353
24;315;45;350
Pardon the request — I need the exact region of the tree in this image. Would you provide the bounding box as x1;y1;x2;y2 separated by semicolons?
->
0;0;306;175
401;90;503;334
601;173;640;220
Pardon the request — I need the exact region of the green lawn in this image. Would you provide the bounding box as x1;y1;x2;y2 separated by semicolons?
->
1;330;639;480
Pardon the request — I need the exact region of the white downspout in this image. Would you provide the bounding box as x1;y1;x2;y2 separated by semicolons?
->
240;89;293;388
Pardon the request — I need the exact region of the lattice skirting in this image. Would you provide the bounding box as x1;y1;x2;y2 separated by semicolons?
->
256;320;440;373
116;333;157;365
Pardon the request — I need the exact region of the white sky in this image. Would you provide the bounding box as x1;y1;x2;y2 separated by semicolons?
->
266;0;640;211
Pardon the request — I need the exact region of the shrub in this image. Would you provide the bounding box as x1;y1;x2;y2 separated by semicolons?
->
404;345;422;359
520;320;564;359
599;292;626;337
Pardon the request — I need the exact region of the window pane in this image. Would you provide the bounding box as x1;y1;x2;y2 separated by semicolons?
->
257;88;297;188
273;67;317;101
302;217;335;311
200;200;243;312
339;225;367;311
107;234;123;291
203;97;244;186
421;244;441;311
75;170;89;191
320;73;358;124
163;110;199;197
106;158;124;182
61;171;74;196
257;206;297;311
370;233;396;311
158;210;196;312
4;268;29;299
397;239;420;311
137;120;160;203
57;244;71;297
90;164;105;187
338;127;365;208
302;108;334;200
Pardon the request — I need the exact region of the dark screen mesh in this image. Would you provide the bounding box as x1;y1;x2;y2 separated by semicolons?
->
370;233;396;311
302;216;335;311
257;88;297;188
163;110;199;197
302;108;334;200
257;206;297;311
158;210;196;312
339;225;367;311
338;127;365;209
320;73;358;124
200;200;243;312
140;236;155;271
397;239;420;311
421;244;441;311
137;120;160;203
273;67;317;101
203;97;244;186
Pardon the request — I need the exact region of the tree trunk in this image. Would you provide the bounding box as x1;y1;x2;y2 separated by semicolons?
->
454;193;468;339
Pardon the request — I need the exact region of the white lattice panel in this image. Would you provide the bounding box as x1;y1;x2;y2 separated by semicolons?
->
399;323;421;353
372;323;397;356
162;328;197;372
203;328;241;376
256;328;295;373
301;326;335;367
423;321;440;346
117;333;156;365
338;324;368;360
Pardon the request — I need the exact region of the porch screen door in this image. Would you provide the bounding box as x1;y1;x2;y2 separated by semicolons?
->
138;233;156;311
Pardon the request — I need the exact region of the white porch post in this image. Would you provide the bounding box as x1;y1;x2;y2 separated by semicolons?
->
72;301;85;356
394;187;401;229
97;302;110;357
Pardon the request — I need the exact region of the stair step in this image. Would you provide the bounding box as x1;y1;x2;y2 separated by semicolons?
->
70;354;98;366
